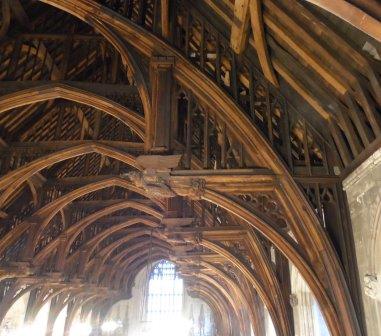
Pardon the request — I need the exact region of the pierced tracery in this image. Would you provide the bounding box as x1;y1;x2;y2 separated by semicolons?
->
0;0;378;335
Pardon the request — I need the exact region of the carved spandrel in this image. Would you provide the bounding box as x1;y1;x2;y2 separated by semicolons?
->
236;193;288;230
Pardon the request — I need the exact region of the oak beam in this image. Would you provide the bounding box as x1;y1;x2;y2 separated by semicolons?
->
0;140;144;155
230;0;251;54
301;0;381;42
0;81;138;97
149;56;174;151
249;0;279;87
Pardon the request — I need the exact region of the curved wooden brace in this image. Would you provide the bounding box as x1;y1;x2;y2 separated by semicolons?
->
121;254;168;296
0;177;157;257
110;240;170;268
61;296;89;336
201;238;290;336
87;19;153;149
189;273;245;333
197;200;291;334
200;260;264;335
110;239;170;268
64;218;162;271
187;289;225;335
10;1;362;334
202;189;341;335
188;272;247;334
0;281;36;324
65;219;165;274
244;229;292;333
0;142;142;208
88;230;169;280
111;247;170;288
31;208;162;265
25;287;60;322
0;83;145;138
34;204;162;264
188;282;233;336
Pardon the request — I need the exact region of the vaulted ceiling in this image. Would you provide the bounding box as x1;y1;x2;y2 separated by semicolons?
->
0;1;379;335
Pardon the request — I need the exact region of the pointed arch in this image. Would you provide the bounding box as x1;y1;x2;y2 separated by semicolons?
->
0;84;145;138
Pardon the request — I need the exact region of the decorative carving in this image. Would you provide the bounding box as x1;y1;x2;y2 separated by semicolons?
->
125;154;183;198
238;193;288;229
364;273;378;299
127;171;176;198
289;294;298;307
189;179;206;200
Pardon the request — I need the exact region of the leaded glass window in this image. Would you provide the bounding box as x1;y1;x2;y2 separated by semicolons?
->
146;260;184;321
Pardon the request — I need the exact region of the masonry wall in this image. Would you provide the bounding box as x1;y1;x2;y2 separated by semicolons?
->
344;148;381;336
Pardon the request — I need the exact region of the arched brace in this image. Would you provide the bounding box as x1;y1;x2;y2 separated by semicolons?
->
0;281;36;324
109;243;172;288
60;296;85;336
110;239;171;268
63;218;163;273
45;292;76;336
187;290;225;336
0;142;143;209
86;18;153;150
188;283;234;336
186;272;247;335
86;230;169;282
23;287;57;323
110;249;170;289
193;199;291;334
30;204;163;264
66;292;97;324
199;260;265;336
26;179;39;208
36;0;152;147
6;1;362;334
244;229;292;332
201;189;342;335
0;84;145;138
199;238;291;336
121;255;168;296
34;204;163;265
0;177;159;257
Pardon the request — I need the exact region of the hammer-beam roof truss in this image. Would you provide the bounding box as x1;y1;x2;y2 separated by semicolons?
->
0;0;377;335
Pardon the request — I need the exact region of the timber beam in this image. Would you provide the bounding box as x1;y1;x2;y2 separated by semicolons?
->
0;81;139;97
0;140;144;155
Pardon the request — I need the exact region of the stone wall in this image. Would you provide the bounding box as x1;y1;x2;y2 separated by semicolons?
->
343;148;381;336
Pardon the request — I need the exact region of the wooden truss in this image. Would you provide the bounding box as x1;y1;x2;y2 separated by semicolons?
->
0;0;379;335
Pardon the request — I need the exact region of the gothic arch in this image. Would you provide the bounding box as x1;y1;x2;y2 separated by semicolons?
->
0;84;145;138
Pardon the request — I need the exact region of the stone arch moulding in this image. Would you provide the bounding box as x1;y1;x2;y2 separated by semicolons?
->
8;1;362;335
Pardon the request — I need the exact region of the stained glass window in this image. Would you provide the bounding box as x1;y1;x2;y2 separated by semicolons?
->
146;260;184;321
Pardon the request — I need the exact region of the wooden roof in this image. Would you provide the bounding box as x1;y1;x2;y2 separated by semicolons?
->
0;1;379;335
